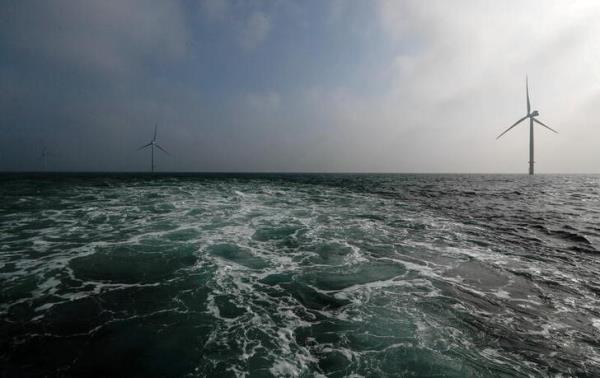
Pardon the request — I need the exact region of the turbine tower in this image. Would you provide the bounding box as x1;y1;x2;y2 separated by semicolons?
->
137;124;170;172
497;76;558;175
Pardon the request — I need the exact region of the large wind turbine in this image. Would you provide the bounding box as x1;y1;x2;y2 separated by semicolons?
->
497;76;558;175
137;124;170;172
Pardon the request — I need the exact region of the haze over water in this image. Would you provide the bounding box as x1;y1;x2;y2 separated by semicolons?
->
2;173;600;377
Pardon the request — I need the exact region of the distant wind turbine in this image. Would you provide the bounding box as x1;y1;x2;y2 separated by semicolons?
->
137;124;170;172
497;76;558;175
39;144;57;171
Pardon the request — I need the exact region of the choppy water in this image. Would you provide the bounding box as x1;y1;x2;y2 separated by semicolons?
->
2;173;600;377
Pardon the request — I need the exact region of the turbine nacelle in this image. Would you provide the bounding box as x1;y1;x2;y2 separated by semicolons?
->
530;110;539;117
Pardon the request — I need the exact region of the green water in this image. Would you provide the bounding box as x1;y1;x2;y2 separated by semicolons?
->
2;173;600;377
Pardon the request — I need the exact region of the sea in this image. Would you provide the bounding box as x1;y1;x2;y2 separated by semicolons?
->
1;173;600;377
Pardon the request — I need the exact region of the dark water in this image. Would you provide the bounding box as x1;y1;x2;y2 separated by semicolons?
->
1;173;600;377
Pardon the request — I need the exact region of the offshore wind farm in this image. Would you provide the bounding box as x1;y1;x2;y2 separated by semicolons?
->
1;1;600;378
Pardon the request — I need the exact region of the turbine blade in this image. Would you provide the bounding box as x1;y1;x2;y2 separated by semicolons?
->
155;143;171;156
153;124;158;141
526;75;530;114
496;115;528;139
533;118;558;134
137;142;152;151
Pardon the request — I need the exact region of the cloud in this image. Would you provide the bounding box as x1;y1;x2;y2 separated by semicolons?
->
239;11;271;50
235;0;600;173
376;0;600;100
365;0;600;172
200;0;229;21
328;0;348;24
243;91;280;114
1;0;188;75
1;1;599;172
196;2;273;51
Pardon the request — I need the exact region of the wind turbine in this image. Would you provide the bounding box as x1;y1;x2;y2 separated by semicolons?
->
137;124;170;172
39;144;57;171
40;146;49;171
497;76;558;175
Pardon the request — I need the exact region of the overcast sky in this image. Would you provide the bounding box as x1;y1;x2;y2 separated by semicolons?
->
1;0;599;173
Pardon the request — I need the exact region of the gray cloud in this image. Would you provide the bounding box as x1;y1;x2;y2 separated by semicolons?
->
238;11;271;50
200;0;230;21
1;0;188;75
1;0;599;173
304;0;600;172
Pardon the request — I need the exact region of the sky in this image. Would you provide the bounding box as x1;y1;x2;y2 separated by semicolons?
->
1;0;599;173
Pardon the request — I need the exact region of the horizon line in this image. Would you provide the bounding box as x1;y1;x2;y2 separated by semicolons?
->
1;171;599;175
